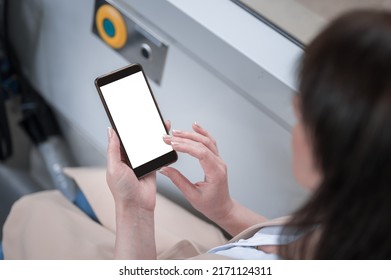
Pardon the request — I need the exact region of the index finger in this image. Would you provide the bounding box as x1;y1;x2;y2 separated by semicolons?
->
171;140;221;180
171;123;219;156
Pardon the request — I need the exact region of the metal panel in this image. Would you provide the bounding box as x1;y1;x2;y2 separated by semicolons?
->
92;0;168;84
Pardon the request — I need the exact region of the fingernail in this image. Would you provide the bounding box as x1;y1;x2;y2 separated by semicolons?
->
163;134;172;140
194;121;200;127
171;141;180;146
158;167;168;176
172;129;181;134
107;127;113;139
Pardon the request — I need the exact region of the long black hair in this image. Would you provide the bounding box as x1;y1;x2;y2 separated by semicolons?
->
282;10;391;259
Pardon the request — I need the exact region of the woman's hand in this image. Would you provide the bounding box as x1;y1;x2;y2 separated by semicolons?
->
160;122;234;224
106;127;157;211
106;120;172;210
107;124;184;259
160;122;268;236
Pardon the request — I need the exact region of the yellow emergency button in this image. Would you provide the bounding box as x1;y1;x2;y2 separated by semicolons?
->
96;4;127;49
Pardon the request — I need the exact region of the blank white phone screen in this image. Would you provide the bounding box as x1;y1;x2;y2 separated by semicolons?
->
100;71;172;168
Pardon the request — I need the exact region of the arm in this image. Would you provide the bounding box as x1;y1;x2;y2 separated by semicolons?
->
210;199;268;238
106;127;157;259
160;122;267;237
114;203;156;259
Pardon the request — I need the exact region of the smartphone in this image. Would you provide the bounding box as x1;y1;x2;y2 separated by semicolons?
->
95;64;177;178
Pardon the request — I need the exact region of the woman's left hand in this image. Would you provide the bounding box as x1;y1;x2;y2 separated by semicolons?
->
106;127;156;211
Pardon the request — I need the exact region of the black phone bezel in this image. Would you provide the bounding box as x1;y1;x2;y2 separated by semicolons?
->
94;63;177;178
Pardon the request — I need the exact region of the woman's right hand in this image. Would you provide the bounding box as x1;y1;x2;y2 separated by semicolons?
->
160;122;235;224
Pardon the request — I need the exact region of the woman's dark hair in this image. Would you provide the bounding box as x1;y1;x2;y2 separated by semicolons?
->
282;10;391;259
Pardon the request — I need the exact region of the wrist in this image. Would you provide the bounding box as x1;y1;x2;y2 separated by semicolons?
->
208;198;236;225
113;201;156;260
113;194;156;214
211;200;268;237
115;203;155;221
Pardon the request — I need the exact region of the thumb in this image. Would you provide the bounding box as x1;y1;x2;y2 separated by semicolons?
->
159;167;194;197
107;127;127;174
